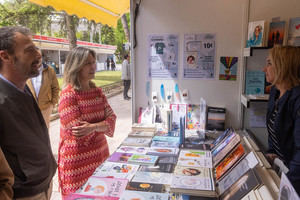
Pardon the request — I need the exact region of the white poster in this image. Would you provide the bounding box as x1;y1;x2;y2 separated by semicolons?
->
183;33;216;79
148;34;179;79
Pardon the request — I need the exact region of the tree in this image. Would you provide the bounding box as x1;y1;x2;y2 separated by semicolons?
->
121;14;130;41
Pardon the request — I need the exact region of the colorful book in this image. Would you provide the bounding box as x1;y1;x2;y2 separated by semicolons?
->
126;181;166;193
147;147;179;156
288;17;300;46
122;137;152;147
268;21;286;47
76;177;128;198
127;154;158;166
155;129;180;137
177;149;212;168
215;143;245;180
186;104;201;129
246;20;265;47
152;135;181;142
138;106;156;124
120;190;169;200
132;171;172;185
116;146;149;154
107;152;133;163
139;163;175;173
65;193;118;200
92;162;139;180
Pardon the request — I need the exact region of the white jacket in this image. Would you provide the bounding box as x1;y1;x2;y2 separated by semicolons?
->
121;59;131;80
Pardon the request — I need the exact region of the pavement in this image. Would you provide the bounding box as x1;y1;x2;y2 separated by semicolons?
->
49;90;132;200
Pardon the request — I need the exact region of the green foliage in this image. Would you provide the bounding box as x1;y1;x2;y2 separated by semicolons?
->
101;24;115;45
0;0;54;34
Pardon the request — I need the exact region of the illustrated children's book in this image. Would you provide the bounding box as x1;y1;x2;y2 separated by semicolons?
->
93;162;140;181
76;177;128;199
288;17;300;46
132;171;172;185
268;21;286;47
127;154;159;166
116;146;149;154
246;20;265;47
107;152;133;163
126;181;166;193
120;190;169;200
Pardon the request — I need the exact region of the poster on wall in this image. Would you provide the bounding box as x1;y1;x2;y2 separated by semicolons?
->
183;33;216;79
219;56;238;81
148;34;179;79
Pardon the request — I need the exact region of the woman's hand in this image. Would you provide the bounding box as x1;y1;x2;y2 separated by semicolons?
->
266;153;278;165
71;121;97;137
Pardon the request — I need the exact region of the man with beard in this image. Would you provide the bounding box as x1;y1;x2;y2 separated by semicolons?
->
0;26;57;199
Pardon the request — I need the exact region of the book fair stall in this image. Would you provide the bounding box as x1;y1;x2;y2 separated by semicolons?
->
48;0;300;199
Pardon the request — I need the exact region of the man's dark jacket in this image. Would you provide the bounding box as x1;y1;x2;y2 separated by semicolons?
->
0;78;57;198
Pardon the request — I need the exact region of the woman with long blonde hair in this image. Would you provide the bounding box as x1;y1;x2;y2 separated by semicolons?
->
58;47;116;197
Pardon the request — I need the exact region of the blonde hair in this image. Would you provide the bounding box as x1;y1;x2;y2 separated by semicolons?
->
270;45;300;89
63;47;96;90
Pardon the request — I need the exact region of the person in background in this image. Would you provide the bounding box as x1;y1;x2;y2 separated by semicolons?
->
121;54;131;100
27;49;60;128
58;47;116;196
0;26;57;199
0;147;14;200
263;45;300;195
106;57;110;71
111;58;116;71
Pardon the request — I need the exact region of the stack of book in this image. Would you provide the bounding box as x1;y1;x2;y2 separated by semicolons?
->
65;124;281;200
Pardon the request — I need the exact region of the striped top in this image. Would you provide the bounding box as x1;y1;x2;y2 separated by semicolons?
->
58;84;116;196
267;101;284;160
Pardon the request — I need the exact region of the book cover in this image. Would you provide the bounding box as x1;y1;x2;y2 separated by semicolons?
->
138;106;155;124
151;140;180;148
139;163;175;173
155;129;180;137
220;169;262;200
132;123;156;132
128;130;155;137
186;104;201;129
126;181;166;193
215;143;245;180
206;107;226;131
93;162;139;180
127;154;158;166
157;155;178;164
212;133;240;166
131;171;172;185
219;57;238;81
211;128;233;150
245;70;265;95
65;193;118;200
107;152;133;163
171;175;214;191
288;17;300;46
147;147;179;156
170;104;187;130
116;146;149;154
122;137;152;147
120;190;169;200
246;20;265;47
268;21;286;47
76;177;128;198
174;166;212;178
177;149;212;168
152;135;181;142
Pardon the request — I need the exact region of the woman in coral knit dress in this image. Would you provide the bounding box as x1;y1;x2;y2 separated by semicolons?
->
58;47;116;197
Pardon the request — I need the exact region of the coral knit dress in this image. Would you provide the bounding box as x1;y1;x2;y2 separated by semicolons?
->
58;84;116;196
